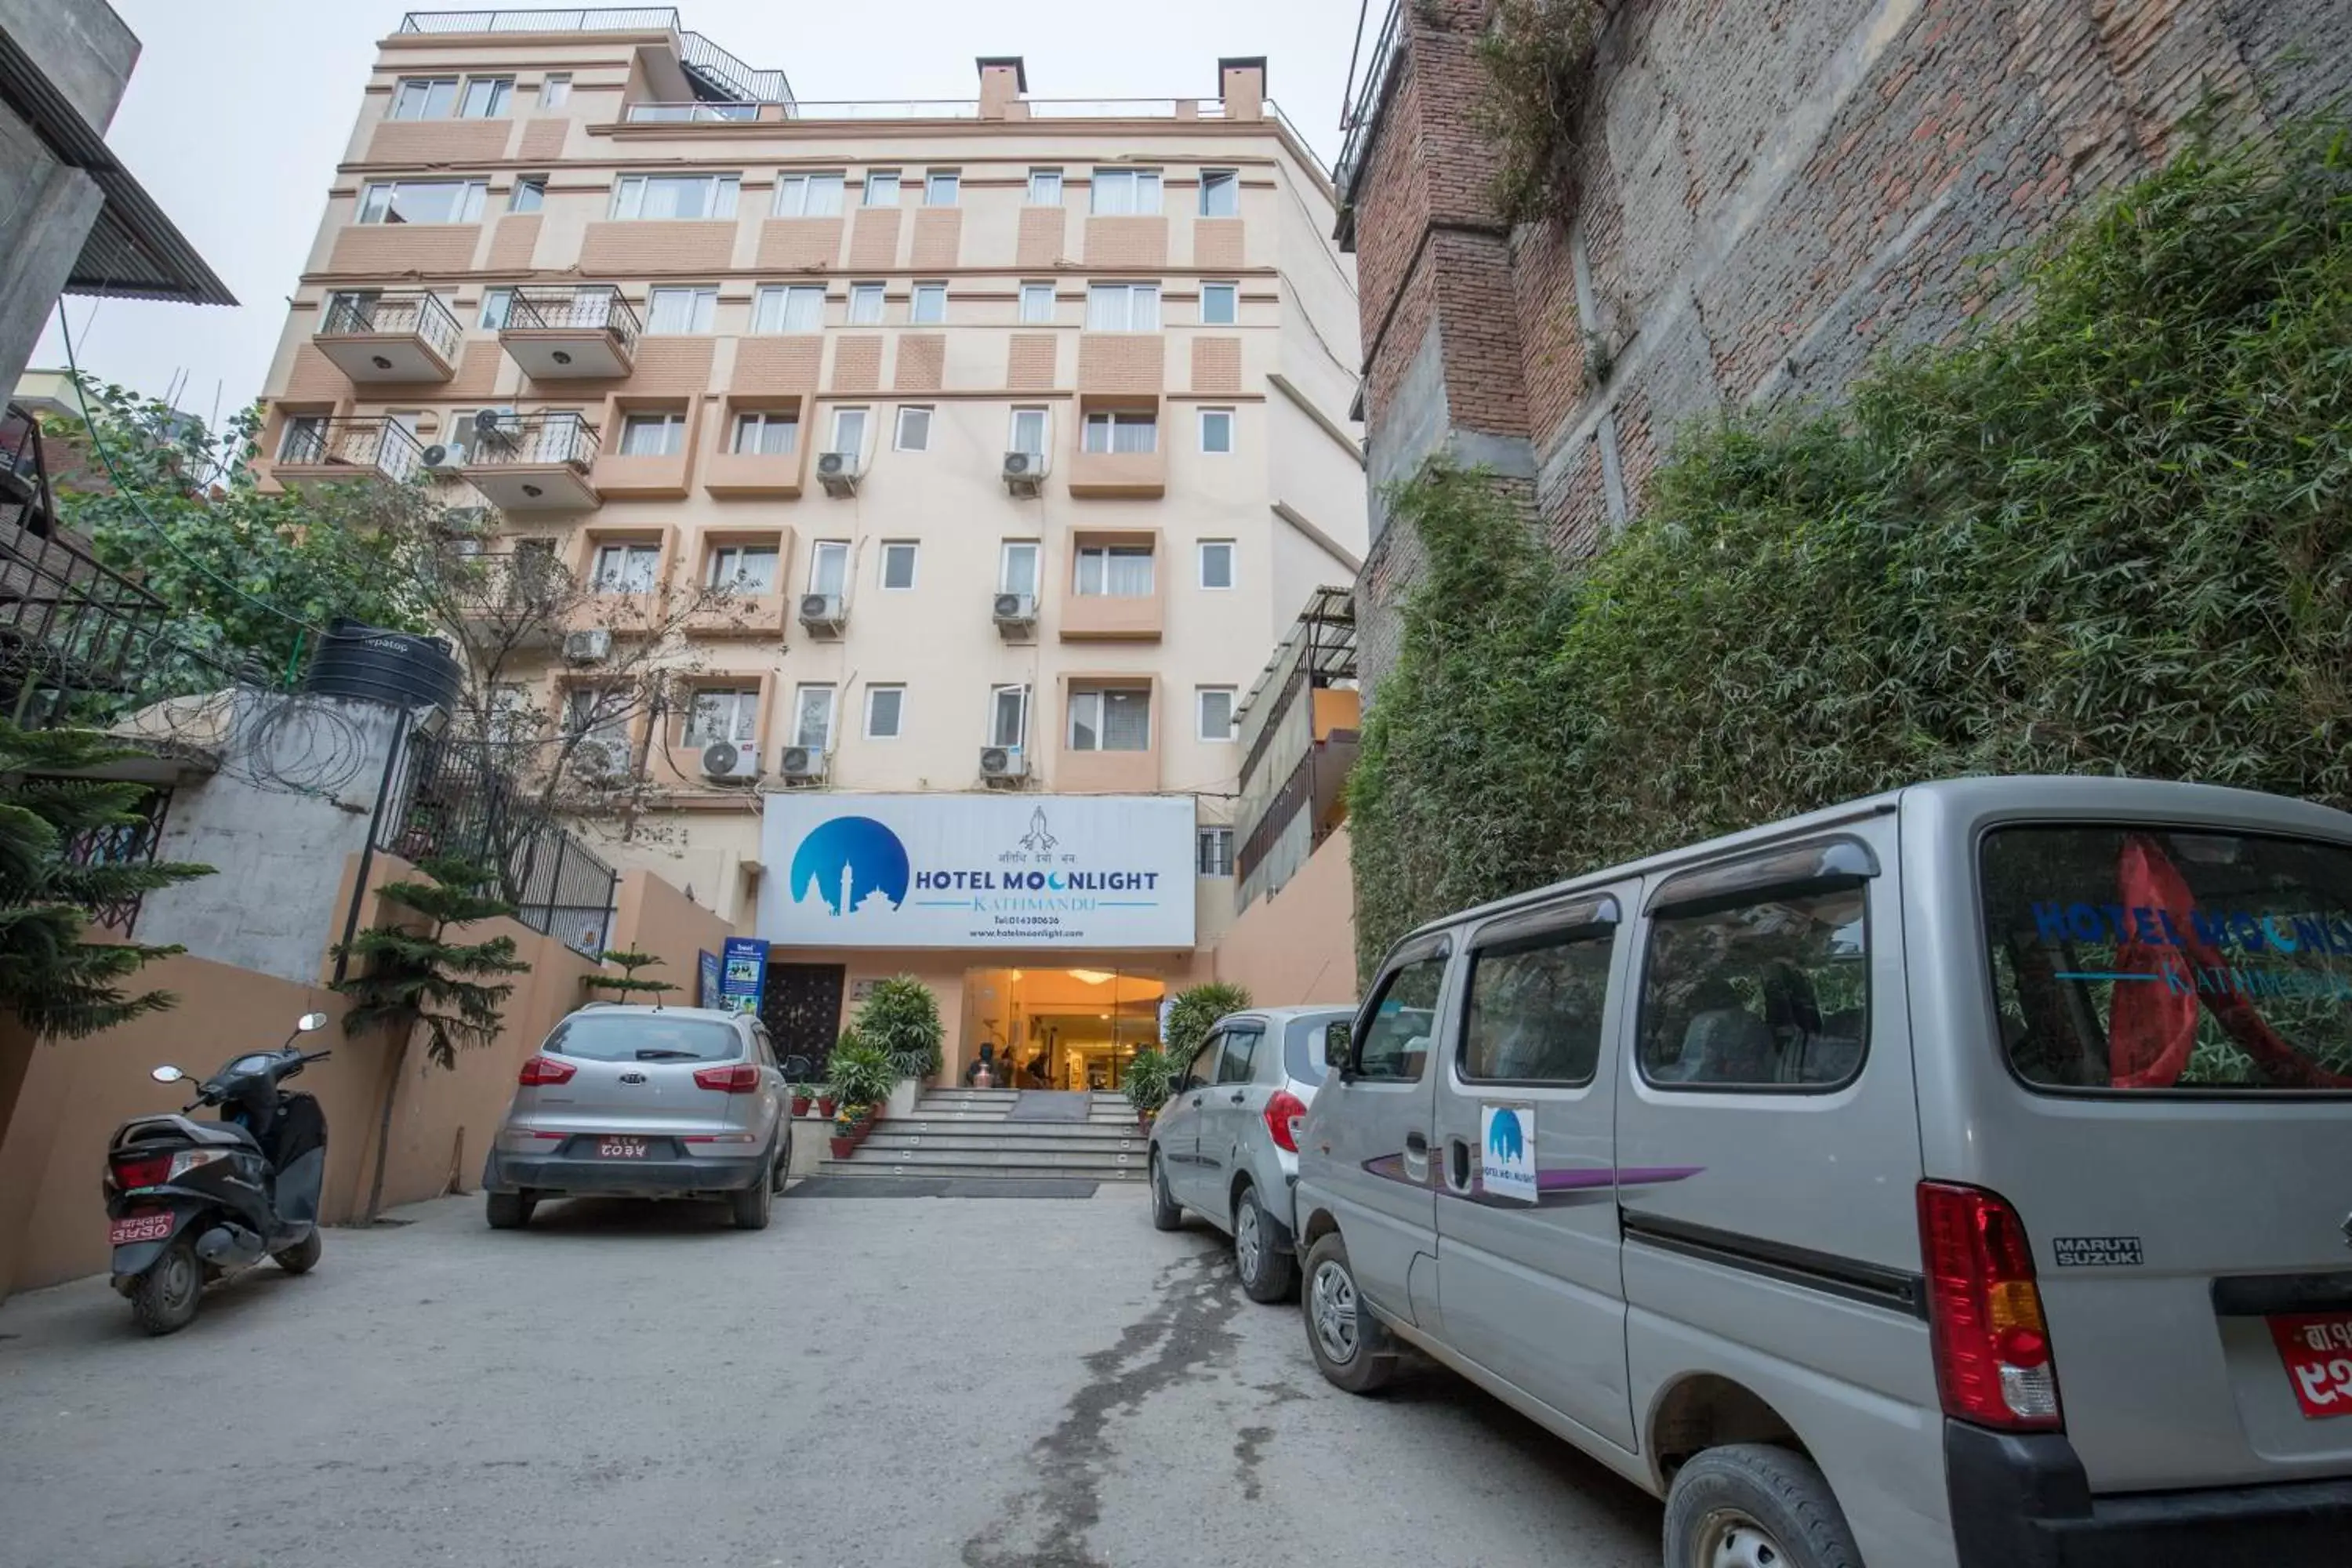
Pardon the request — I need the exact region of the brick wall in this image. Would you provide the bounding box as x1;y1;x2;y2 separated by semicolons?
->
895;334;946;391
1190;336;1242;394
831;335;882;394
516;118;569;162
1016;206;1069;267
368;118;512;165
1077;334;1165;394
327;223;481;274
1193;217;1247;270
486;215;541;271
848;208;902;270
578;220;733;274
1007;333;1058;389
757;218;843;270
1084;216;1170;268
731;336;822;392
910;209;963;269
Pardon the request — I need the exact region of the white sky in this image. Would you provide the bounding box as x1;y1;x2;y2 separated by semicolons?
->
35;0;1369;423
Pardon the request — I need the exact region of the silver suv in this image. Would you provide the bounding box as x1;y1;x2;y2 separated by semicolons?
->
1149;1006;1352;1301
483;1005;789;1231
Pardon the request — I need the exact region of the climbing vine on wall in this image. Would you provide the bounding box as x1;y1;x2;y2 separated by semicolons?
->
1472;0;1604;226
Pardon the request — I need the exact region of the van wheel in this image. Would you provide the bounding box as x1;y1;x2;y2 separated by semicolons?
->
1149;1155;1183;1232
485;1192;534;1230
272;1229;322;1275
1663;1444;1860;1568
1233;1185;1298;1304
730;1172;773;1231
1301;1232;1396;1394
131;1236;202;1336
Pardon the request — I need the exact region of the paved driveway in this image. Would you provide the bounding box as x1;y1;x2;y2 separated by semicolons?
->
0;1187;1657;1568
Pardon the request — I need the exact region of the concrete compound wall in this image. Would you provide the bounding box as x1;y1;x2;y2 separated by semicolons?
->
1346;0;2352;691
1214;823;1360;1005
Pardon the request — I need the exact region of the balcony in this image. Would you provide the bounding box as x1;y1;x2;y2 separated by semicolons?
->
314;292;463;383
459;413;601;511
445;547;573;646
499;287;641;379
1059;532;1164;642
274;416;425;486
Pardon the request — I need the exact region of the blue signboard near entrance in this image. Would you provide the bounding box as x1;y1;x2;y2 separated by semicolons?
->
717;937;770;1016
697;949;722;1010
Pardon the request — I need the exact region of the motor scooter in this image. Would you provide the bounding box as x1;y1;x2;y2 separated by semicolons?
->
102;1012;333;1335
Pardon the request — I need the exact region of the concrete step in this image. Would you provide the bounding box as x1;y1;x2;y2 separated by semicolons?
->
818;1159;1145;1181
886;1119;1142;1142
833;1146;1148;1176
862;1132;1144;1156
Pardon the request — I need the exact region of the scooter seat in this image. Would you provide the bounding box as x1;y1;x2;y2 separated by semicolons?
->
183;1121;258;1148
119;1113;256;1149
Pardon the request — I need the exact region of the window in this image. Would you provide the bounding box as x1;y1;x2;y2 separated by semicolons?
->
989;684;1029;749
1090;168;1162;215
925;170;960;205
609;173;739;220
752;284;825;333
791;684;837;751
910;282;948;325
1086;283;1160;332
590;542;660;593
1178;1037;1220;1093
1639;883;1868;1090
707;543;779;590
1356;953;1447;1081
1027;168;1063;205
539;74;571;109
1197;539;1236;590
479;288;514;328
563;688;630;762
507;176;547;214
880;541;918;590
1199;169;1239;216
1982;826;2352;1094
1200;408;1235;455
848;282;885;325
1009;406;1049;457
684;688;760;747
1215;1025;1262;1083
358;180;486;225
488;681;535;744
390;78;458;121
999;540;1040;597
1200;281;1238;325
1068;687;1149;752
278;415;328;463
1018;283;1056;324
644;285;717;334
1462;926;1613;1085
618;412;687;456
459;77;514;118
865;684;906;739
1075;544;1153;597
893;407;932;452
862;170;900;206
773;172;844;216
731;411;799;456
1197;826;1235;877
1082;410;1158;455
1196;687;1237;742
808;540;849;597
829;407;869;457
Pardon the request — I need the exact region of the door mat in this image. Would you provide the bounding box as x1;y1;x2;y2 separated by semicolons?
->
1007;1091;1094;1123
785;1177;1100;1200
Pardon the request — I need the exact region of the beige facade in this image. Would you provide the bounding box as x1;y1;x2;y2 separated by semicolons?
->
254;11;1367;1073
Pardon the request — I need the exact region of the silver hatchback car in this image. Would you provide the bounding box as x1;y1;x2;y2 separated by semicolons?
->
1149;1005;1352;1301
483;1004;789;1230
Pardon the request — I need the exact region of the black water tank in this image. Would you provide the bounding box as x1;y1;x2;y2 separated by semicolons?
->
302;619;463;713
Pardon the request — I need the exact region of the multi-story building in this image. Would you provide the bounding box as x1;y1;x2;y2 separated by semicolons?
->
255;9;1366;1080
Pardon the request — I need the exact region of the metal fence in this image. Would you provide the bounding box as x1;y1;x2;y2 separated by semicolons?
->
320;291;465;365
1335;0;1406;195
277;416;426;483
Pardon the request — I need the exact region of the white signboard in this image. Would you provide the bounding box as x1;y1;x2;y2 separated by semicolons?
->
758;794;1196;950
1480;1102;1536;1204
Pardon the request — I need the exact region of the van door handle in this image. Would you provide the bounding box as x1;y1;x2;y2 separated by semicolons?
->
1446;1137;1472;1192
1403;1129;1430;1183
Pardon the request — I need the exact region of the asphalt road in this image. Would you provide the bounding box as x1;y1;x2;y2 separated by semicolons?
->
0;1185;1659;1568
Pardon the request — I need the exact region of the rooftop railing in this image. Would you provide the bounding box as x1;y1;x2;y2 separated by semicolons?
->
1335;0;1406;196
399;8;681;35
319;291;465;365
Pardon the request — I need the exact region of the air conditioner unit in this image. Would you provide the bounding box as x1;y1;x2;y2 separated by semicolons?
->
776;745;826;784
561;628;612;664
420;443;470;473
699;739;759;782
470;410;516;446
992;592;1036;633
979;745;1029;784
797;593;846;636
1001;449;1047;498
815;451;862;496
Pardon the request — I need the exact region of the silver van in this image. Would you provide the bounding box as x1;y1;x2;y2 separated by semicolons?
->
1294;777;2352;1567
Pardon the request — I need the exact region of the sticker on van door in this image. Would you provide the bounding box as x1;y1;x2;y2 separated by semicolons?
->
1480;1104;1537;1204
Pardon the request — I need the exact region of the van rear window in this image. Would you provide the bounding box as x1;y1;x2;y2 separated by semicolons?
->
1981;826;2352;1092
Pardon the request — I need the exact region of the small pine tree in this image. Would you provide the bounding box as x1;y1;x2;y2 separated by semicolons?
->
586;949;678;1005
332;855;532;1221
0;721;212;1040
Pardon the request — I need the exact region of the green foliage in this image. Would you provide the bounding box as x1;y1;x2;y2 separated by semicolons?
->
332;855;531;1070
1122;1046;1175;1119
1352;114;2352;974
585;948;677;1004
852;975;945;1079
1163;982;1252;1065
825;1030;896;1109
1472;0;1602;226
0;721;212;1039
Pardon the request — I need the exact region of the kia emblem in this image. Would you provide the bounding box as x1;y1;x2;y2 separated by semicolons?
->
619;1072;648;1085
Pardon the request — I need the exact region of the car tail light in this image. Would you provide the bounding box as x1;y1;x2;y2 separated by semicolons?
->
1265;1090;1308;1153
694;1063;761;1094
517;1055;575;1086
108;1152;173;1190
1919;1181;2063;1431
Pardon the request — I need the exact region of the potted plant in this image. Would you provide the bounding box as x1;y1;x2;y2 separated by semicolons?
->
790;1083;815;1117
828;1115;858;1160
853;975;945;1117
827;1033;897;1131
816;1091;838;1118
1123;1045;1175;1132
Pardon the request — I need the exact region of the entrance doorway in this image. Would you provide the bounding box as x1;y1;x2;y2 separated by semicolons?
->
958;967;1166;1091
762;963;845;1079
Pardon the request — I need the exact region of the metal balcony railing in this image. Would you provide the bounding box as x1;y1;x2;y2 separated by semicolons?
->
503;286;642;359
464;412;600;471
398;8;681;34
678;31;791;106
277;416;426;482
319;292;464;365
626;100;759;122
1335;0;1406;196
445;546;575;615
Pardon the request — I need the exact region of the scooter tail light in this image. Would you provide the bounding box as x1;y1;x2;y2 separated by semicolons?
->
1265;1090;1308;1153
108;1152;173;1189
1919;1181;2064;1431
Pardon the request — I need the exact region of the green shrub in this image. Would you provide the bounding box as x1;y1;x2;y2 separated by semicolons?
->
1163;982;1251;1066
1122;1047;1176;1119
825;1031;896;1109
1472;0;1603;226
1352;113;2352;975
853;975;944;1079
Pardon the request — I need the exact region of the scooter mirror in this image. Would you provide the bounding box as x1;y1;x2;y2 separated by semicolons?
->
296;1011;328;1033
150;1065;186;1083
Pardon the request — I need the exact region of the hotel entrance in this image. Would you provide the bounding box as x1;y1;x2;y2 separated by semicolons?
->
957;967;1167;1091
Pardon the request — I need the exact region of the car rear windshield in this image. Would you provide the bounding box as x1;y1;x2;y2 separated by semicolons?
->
541;1013;741;1063
1283;1014;1346;1087
1981;826;2352;1093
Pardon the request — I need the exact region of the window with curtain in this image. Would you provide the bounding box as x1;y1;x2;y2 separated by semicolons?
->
752;285;825;332
590;543;660;593
1069;688;1150;752
1199;169;1239;216
1019;283;1055;323
809;541;848;597
792;684;836;750
1009;407;1049;456
925;171;960;205
1090;168;1162;215
848;283;885;325
774;172;844;216
644;286;717;334
707;543;779;590
1027;169;1063;205
999;541;1040;596
1086;283;1160;332
1075;544;1154;597
731;412;798;456
1082;411;1157;455
830;408;869;456
609;174;739;220
862;170;901;206
685;688;760;746
619;412;686;456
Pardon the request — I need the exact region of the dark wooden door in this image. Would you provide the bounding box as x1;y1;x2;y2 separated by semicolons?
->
764;963;847;1079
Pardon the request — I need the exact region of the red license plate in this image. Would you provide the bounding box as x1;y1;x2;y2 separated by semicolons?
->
597;1138;648;1159
2267;1313;2352;1419
109;1212;173;1246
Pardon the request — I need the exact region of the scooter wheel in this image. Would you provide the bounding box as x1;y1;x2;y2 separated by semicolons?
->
131;1235;202;1336
273;1229;322;1275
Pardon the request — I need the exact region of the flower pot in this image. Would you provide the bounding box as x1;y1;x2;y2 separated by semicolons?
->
790;1095;812;1117
829;1135;857;1159
817;1097;837;1117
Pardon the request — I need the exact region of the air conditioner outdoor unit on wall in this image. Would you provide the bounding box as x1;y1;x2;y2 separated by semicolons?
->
421;443;469;472
992;593;1036;637
1001;449;1047;498
776;745;826;784
815;451;862;496
979;745;1028;784
700;739;759;782
562;628;612;664
797;593;846;636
